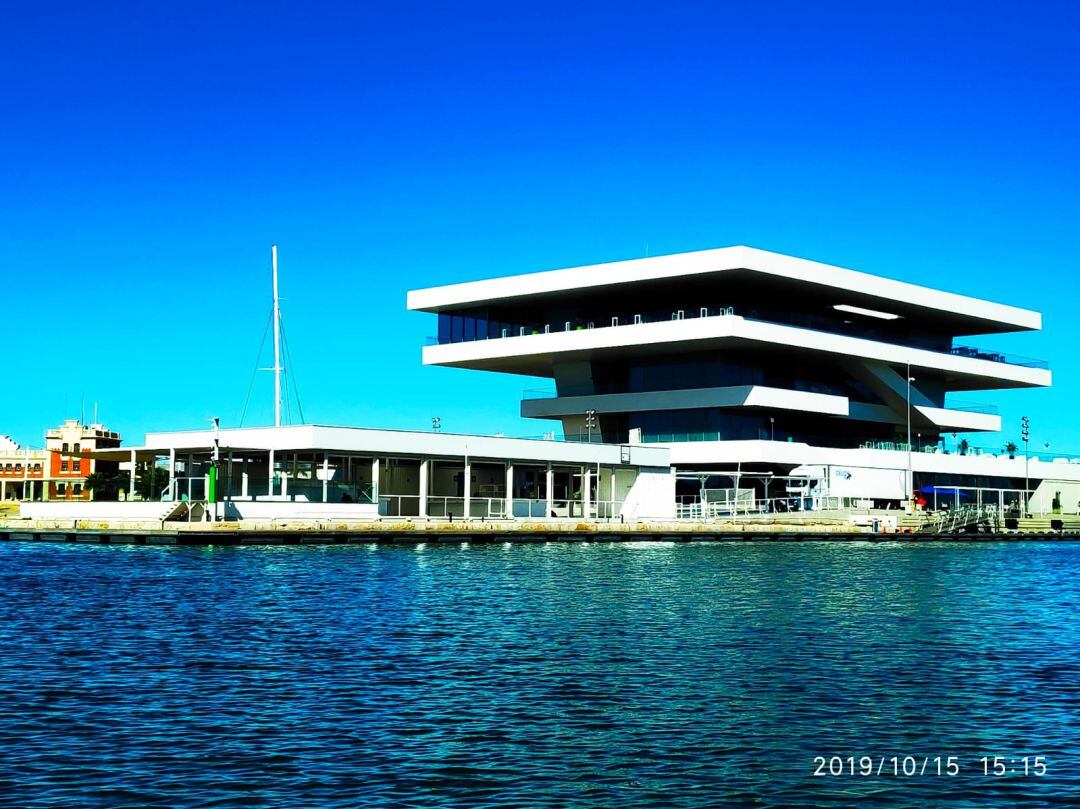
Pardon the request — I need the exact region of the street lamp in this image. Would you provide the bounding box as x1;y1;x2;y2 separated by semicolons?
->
770;416;775;442
1022;415;1030;516
906;366;915;510
432;417;441;433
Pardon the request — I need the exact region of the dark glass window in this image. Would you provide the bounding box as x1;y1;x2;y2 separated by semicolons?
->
438;313;451;344
451;315;464;343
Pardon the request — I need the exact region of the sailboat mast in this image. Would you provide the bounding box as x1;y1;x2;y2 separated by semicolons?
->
272;244;282;427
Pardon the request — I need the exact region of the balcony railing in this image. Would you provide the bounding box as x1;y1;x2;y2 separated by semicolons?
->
949;346;1049;369
939;399;999;415
428;307;1048;370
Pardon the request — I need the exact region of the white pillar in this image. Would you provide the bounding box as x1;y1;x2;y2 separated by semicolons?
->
609;465;617;509
463;459;472;518
505;463;514;519
168;448;176;500
1;480;6;501
372;457;381;502
545;463;554;518
419;459;429;517
227;451;234;503
280;454;289;500
583;467;591;517
241;456;249;498
128;449;137;500
268;449;275;498
322;454;329;503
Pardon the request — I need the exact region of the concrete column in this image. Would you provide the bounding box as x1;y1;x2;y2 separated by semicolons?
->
545;463;554;518
268;449;275;498
241;456;249;498
1;480;6;501
419;459;429;517
372;457;380;502
583;467;591;518
128;449;137;500
168;448;176;500
463;459;472;519
610;465;617;508
505;463;514;519
227;451;234;503
280;454;289;500
322;454;329;503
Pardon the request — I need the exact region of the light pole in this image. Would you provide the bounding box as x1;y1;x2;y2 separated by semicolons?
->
770;416;775;442
432;417;441;433
1022;415;1030;516
585;410;597;443
906;366;915;510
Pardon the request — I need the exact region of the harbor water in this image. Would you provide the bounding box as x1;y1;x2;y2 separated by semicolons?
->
0;540;1077;807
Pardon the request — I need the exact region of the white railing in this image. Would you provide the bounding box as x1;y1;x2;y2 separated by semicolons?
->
376;494;628;520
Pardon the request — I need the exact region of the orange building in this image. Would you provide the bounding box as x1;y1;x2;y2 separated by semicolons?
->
0;420;122;502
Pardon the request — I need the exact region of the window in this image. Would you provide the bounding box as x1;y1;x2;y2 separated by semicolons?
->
62;443;69;453
57;483;66;495
72;484;82;496
74;443;80;453
3;463;11;473
61;460;68;472
72;460;81;472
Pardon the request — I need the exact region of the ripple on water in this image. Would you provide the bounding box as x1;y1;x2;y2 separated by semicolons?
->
0;540;1077;807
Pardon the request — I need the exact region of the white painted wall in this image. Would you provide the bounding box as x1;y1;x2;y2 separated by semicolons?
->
19;502;172;521
620;467;676;520
224;502;380;520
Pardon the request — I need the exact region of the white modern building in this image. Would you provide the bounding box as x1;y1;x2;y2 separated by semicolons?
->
410;245;1080;515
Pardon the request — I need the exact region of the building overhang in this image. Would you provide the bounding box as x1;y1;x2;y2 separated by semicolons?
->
408;246;1041;335
522;385;850;419
87;425;671;469
423;316;1051;391
662;440;1080;481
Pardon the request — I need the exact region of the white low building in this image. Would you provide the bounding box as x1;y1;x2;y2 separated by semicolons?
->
75;424;675;522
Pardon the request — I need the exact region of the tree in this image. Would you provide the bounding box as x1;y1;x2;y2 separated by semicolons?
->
84;471;124;501
1004;441;1018;459
958;438;970;456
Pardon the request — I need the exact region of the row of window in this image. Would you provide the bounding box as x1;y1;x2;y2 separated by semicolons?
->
60;442;82;453
60;460;83;472
632;409;912;448
436;305;954;352
55;483;83;496
2;462;44;474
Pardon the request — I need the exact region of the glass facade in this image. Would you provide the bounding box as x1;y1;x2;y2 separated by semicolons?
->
436;302;955;353
634;408;911;447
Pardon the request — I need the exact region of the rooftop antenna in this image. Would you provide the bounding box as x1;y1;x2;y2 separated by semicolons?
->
272;244;283;427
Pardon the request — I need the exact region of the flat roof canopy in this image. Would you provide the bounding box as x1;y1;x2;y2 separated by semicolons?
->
85;425;671;468
407;246;1041;335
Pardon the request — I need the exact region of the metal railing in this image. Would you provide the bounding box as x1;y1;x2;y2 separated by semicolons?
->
940;398;999;415
950;345;1049;369
674;494;881;520
429;309;1048;370
376;494;629;520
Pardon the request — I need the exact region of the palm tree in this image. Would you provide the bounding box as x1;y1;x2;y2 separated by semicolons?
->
84;471;123;501
958;438;970;456
1004;441;1018;459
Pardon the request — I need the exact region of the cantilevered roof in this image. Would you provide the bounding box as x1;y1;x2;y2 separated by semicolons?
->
407;246;1042;334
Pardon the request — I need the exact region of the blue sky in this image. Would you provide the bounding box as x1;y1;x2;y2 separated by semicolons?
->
2;0;1078;452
